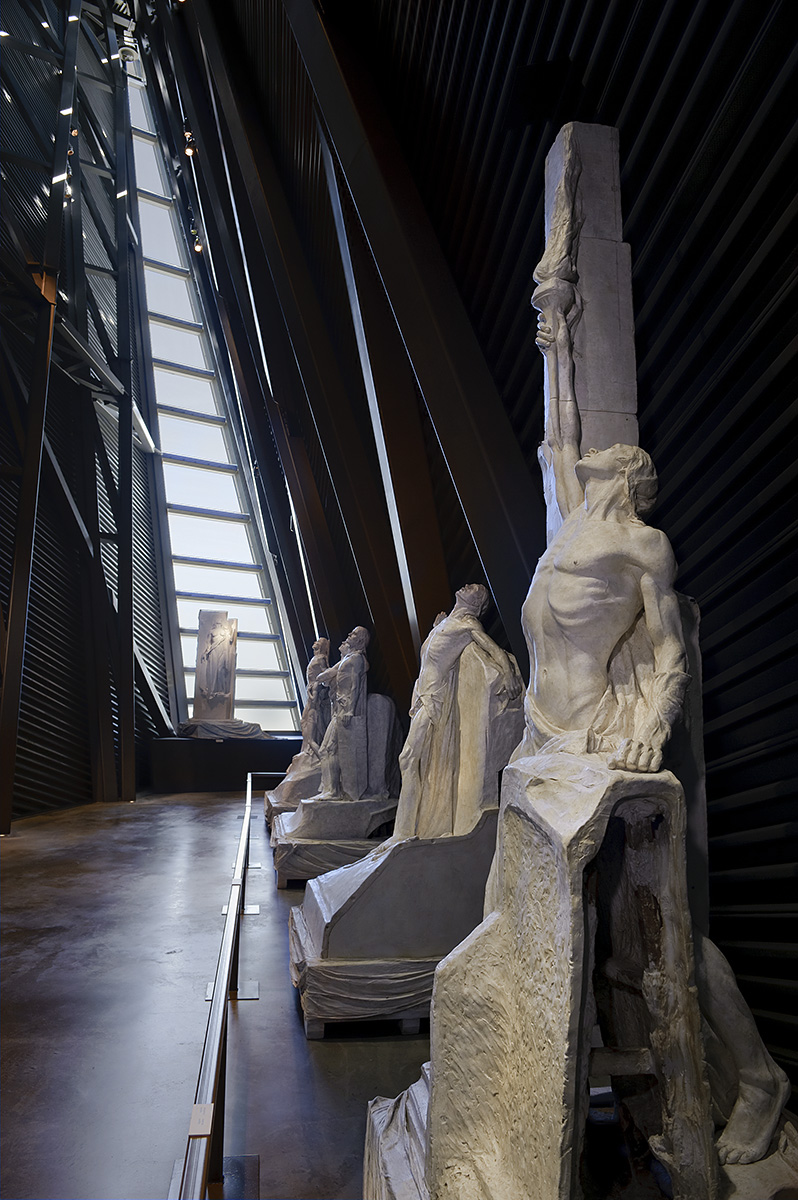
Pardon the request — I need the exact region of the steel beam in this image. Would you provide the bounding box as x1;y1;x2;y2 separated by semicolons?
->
283;0;546;668
107;10;136;803
64;114;121;806
318;125;451;648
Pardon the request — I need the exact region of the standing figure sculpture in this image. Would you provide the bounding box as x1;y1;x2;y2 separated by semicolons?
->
194;611;237;720
524;300;790;1168
393;587;523;839
316;626;371;801
266;637;331;816
300;637;332;752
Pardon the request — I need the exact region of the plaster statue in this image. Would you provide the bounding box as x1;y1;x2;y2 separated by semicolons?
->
293;636;331;749
284;596;521;1034
184;609;269;737
365;121;792;1200
525;297;790;1172
194;610;237;720
306;636;330;683
393;587;523;839
315;626;371;801
266;638;331;816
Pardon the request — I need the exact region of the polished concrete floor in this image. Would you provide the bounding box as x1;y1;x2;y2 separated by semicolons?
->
1;792;430;1200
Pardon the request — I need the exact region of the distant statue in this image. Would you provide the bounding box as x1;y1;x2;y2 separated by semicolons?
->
306;636;330;686
194;610;237;720
301;637;331;751
525;299;790;1167
266;637;331;813
393;587;523;840
316;626;371;801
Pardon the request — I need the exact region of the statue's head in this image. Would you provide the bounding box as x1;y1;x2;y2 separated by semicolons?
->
576;444;657;517
312;637;330;656
343;626;370;653
455;583;490;616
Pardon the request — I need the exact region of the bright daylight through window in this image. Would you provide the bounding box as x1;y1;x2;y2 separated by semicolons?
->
126;70;299;731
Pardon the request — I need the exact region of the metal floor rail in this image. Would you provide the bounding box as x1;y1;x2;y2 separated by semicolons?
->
173;771;282;1200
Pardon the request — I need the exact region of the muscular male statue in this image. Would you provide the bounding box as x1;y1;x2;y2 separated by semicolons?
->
519;306;688;773
525;305;790;1166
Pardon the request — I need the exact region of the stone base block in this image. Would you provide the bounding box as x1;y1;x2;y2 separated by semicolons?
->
264;790;302;825
263;751;323;824
271;795;397;886
274;837;389;888
286;811;499;1027
721;1118;798;1199
289;902;438;1033
271;796;397;847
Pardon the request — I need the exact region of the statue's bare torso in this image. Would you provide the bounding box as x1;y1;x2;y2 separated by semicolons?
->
525;505;676;734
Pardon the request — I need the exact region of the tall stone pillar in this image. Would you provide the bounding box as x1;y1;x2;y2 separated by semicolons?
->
539;122;638;455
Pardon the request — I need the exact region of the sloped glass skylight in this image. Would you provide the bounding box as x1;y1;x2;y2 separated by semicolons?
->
127;74;299;732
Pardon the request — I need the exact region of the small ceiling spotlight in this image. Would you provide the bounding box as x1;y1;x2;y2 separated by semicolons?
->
190;224;202;252
71;126;78;136
184;120;197;157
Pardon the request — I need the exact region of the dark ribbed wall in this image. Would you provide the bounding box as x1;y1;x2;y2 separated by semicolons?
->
1;0;173;814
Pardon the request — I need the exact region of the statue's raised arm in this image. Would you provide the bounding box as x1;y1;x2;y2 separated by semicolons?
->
530;124;586;530
533;276;584;520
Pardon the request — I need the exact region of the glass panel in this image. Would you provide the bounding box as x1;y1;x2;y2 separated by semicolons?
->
172;562;263;599
158;414;230;461
144;267;195;322
127;83;153;132
164;463;241;511
181;635;198;669
167;512;253;560
138;198;183;267
176;598;276;635
153;368;219;414
234;706;299;732
235;639;283;671
133;136;167;196
149;320;207;370
234;675;291;702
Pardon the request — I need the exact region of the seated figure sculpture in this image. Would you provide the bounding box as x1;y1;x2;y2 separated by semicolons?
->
394;585;523;839
517;300;790;1167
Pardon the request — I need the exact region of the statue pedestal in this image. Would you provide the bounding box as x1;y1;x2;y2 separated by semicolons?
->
264;751;322;824
288;810;498;1038
366;754;719;1200
270;797;397;888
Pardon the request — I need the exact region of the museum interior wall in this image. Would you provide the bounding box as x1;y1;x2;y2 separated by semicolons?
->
1;0;795;1107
